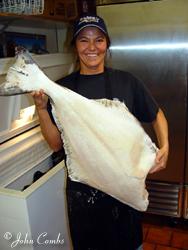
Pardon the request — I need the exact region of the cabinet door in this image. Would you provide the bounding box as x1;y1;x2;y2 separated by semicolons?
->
42;0;78;21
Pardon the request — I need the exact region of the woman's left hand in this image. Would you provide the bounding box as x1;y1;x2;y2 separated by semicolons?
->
149;145;169;174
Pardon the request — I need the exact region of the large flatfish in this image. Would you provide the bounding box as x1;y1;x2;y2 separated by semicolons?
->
0;49;157;211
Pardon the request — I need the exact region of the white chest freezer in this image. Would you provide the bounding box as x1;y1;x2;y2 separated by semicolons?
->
0;127;72;250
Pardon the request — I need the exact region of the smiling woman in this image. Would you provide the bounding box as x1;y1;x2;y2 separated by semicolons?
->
30;13;168;250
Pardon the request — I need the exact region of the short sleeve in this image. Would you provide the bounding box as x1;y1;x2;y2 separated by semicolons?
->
132;77;159;123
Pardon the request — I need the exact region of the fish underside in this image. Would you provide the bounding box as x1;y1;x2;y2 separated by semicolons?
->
0;49;157;211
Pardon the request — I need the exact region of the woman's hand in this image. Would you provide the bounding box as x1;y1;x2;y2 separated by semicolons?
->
31;89;63;151
149;145;169;174
31;89;48;110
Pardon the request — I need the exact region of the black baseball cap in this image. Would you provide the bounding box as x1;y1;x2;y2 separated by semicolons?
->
72;14;111;47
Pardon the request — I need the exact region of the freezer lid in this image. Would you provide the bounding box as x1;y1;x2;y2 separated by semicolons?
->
0;126;52;188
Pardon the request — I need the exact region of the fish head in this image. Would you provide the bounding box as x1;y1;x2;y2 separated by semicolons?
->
0;48;47;96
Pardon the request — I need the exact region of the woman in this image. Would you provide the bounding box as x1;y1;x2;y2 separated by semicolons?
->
32;14;169;250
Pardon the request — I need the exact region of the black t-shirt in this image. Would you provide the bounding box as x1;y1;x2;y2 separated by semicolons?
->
54;67;159;123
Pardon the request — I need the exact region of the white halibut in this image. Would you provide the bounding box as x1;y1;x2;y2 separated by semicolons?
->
0;50;157;211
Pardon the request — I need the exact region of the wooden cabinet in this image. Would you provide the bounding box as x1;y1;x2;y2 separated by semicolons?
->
42;0;78;21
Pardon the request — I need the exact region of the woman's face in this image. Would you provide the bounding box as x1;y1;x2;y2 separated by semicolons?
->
75;27;107;74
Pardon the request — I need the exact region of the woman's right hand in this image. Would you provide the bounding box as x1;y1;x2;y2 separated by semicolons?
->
31;89;63;151
31;89;48;111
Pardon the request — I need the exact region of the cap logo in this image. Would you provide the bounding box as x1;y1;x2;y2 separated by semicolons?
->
78;16;100;25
